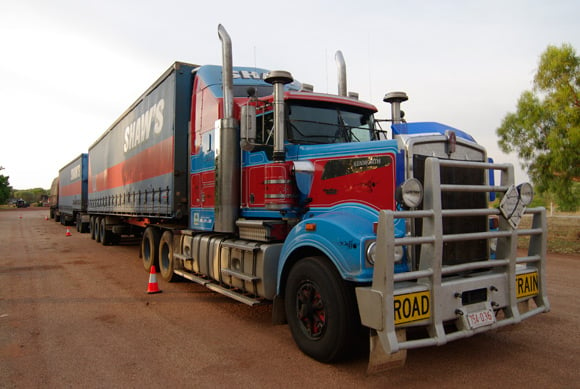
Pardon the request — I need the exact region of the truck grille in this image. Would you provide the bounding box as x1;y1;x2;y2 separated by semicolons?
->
413;155;488;266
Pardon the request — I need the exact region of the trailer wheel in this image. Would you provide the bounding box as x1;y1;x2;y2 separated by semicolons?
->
90;216;96;240
100;218;112;245
80;218;89;234
94;217;102;243
159;230;178;282
284;256;359;363
142;227;160;272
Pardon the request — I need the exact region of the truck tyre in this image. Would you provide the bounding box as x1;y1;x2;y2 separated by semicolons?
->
95;217;102;243
284;256;359;363
159;230;178;282
142;227;161;272
90;216;96;240
80;218;89;234
100;218;112;245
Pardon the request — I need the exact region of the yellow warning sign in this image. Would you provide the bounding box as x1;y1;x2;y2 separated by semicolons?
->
394;291;431;325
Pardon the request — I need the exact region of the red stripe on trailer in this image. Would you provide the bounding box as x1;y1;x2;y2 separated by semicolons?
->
90;136;174;193
60;180;81;197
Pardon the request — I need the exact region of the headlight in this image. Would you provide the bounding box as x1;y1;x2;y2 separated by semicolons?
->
394;245;404;263
366;241;404;265
398;178;423;208
366;241;376;265
517;182;534;206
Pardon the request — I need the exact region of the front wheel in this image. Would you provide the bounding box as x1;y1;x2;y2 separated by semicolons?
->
284;256;360;363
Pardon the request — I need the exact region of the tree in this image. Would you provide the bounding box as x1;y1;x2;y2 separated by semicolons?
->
13;188;49;204
0;166;11;205
497;44;580;211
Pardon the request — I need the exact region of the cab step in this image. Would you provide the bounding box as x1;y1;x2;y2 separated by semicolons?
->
173;269;264;306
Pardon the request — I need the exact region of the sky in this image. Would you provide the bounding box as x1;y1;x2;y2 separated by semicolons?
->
0;0;578;189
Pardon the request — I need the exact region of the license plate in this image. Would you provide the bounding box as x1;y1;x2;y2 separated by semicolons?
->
516;272;539;298
466;307;496;329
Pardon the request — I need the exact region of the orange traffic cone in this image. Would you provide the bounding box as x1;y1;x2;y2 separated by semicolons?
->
65;227;72;237
147;266;162;294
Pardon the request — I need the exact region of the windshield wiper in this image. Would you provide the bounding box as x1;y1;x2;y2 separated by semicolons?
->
337;109;361;142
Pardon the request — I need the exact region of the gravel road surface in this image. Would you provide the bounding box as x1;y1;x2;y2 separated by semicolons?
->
1;208;578;388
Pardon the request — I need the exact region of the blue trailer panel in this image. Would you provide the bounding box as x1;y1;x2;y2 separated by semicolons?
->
58;153;88;218
87;62;196;220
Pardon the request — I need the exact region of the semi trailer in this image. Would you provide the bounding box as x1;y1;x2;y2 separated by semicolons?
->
59;25;549;371
57;153;89;232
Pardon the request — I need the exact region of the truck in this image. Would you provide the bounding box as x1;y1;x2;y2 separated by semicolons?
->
58;153;89;232
65;25;549;371
49;177;59;220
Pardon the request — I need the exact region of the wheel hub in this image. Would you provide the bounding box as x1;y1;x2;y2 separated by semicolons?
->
296;281;326;339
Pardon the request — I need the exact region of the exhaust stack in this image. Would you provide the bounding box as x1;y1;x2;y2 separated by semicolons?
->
335;50;347;97
383;91;408;124
215;24;239;233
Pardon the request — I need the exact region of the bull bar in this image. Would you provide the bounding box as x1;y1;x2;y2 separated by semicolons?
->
356;157;550;363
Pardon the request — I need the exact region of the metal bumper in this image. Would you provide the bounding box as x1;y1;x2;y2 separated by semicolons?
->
356;157;550;355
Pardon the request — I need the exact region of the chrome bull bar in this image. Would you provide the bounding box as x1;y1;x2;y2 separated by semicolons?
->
356;157;550;372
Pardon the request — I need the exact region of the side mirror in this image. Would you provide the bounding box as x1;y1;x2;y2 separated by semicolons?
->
240;104;256;151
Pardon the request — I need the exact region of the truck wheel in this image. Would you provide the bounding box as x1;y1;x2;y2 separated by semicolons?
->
95;217;102;243
159;230;178;282
142;227;160;272
284;256;359;363
100;218;112;245
90;216;96;240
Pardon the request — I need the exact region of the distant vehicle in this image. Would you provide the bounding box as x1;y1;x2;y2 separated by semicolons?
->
57;154;89;232
16;199;29;208
49;177;59;220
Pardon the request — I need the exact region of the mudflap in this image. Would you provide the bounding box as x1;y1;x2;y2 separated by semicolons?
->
367;329;407;375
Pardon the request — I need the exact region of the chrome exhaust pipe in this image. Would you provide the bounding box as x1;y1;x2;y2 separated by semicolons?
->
335;50;347;97
215;24;239;233
218;24;233;120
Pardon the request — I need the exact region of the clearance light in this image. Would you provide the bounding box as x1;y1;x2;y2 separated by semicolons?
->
399;178;423;208
518;182;534;206
305;223;317;231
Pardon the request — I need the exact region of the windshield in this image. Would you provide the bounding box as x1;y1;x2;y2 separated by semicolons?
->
287;101;376;144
